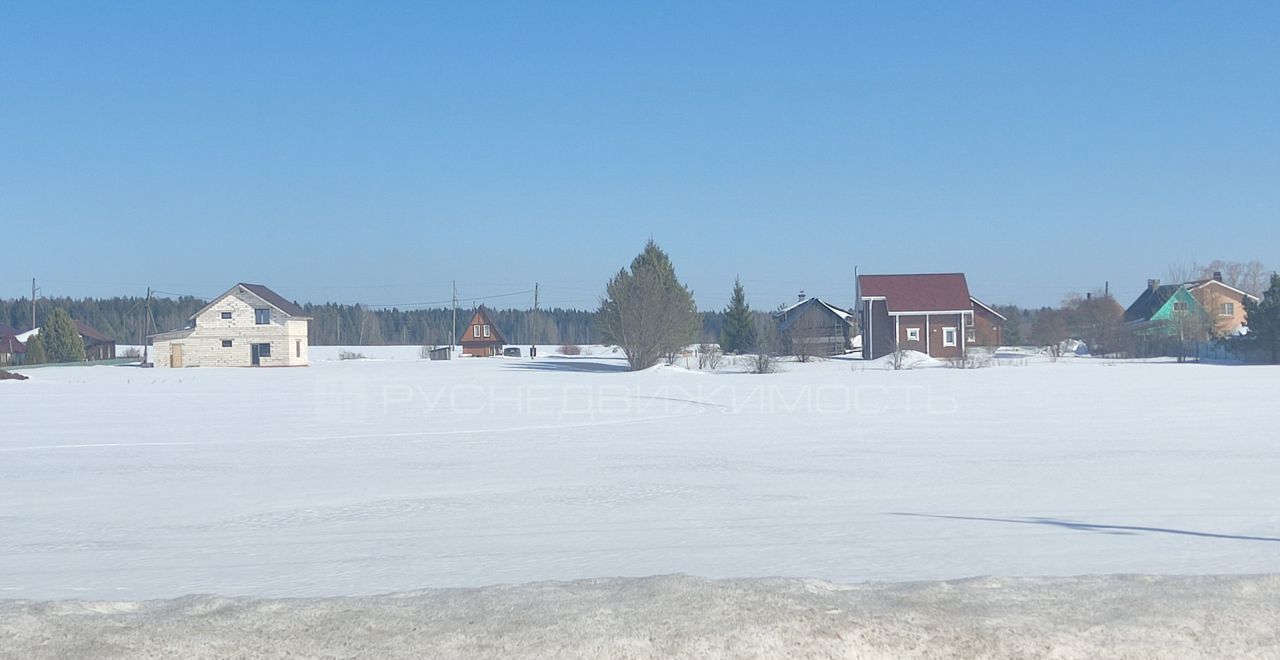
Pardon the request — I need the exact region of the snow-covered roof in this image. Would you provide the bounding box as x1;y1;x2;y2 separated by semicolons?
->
777;297;854;322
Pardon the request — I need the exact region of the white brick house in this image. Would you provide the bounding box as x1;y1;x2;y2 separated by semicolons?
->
149;283;311;368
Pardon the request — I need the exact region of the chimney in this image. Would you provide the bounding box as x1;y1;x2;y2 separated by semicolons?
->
1147;279;1160;291
798;290;806;302
1213;271;1223;282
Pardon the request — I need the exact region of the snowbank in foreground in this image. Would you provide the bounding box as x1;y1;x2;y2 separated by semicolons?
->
3;574;1277;659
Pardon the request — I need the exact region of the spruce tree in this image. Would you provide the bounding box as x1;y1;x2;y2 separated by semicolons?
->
1243;274;1280;364
596;240;701;370
719;277;756;354
25;332;47;365
42;308;86;363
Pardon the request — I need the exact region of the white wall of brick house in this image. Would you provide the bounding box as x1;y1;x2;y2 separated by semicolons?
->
151;288;309;368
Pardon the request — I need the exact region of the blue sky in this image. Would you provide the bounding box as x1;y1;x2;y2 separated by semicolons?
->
2;2;1277;311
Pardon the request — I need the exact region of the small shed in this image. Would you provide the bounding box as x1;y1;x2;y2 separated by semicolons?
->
428;346;452;361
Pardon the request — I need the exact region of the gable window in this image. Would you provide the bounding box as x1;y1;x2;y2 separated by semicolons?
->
483;324;491;338
905;327;920;342
1220;302;1235;317
1172;302;1188;312
222;340;233;348
943;327;958;347
473;324;481;338
220;311;233;320
255;309;271;325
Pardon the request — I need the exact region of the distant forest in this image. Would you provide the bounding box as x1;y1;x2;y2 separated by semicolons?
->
0;296;733;346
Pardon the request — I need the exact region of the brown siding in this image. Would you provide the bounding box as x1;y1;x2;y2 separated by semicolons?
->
971;305;1003;347
895;313;965;359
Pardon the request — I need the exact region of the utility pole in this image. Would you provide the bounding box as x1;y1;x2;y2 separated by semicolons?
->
31;277;38;330
142;287;153;364
534;282;539;311
450;280;458;349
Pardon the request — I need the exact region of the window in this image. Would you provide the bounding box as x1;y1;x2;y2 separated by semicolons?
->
220;311;232;320
473;324;481;338
222;340;233;348
1172;302;1188;312
255;309;270;325
258;343;271;357
296;340;301;357
943;327;957;347
483;324;491;338
966;327;976;342
1220;302;1235;317
906;327;920;342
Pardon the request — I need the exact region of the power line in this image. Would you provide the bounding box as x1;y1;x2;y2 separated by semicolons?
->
367;289;535;309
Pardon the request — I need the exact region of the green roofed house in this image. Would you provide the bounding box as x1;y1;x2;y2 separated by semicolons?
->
1124;279;1212;355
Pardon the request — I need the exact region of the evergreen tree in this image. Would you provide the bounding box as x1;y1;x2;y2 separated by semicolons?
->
996;305;1024;346
719;277;756;354
1242;274;1280;364
596;240;701;370
42;308;86;363
25;332;47;365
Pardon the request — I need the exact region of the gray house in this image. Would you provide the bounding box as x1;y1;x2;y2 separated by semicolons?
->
775;293;856;356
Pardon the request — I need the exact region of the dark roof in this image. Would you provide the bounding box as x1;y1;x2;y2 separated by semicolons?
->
776;297;854;332
73;320;114;344
239;283;308;318
858;273;972;313
1123;284;1181;323
0;322;17;337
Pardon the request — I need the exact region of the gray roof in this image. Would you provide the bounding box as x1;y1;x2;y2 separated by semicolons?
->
775;297;855;332
238;283;308;317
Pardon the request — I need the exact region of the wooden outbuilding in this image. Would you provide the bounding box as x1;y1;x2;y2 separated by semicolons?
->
460;308;505;357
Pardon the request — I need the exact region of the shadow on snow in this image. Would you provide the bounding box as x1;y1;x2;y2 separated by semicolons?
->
504;358;630;373
891;512;1280;543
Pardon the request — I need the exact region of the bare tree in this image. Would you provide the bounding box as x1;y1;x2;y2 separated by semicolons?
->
697;344;723;370
1062;290;1132;357
887;343;912;370
1197;260;1270;299
747;314;781;374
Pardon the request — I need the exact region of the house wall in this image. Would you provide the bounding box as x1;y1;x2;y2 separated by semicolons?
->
151;289;309;367
1193;281;1251;335
781;302;851;356
462;341;502;357
894;313;966;359
861;300;895;359
971;305;1003;347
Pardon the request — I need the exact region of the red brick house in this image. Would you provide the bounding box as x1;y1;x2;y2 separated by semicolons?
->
460;308;505;357
858;273;1004;359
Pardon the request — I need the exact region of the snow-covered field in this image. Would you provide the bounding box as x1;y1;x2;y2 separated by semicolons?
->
2;349;1278;603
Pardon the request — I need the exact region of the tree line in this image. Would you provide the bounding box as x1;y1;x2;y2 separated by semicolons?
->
0;295;735;347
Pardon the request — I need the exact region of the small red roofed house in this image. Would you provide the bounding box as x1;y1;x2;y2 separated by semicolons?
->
460;308;506;357
858;273;1005;360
